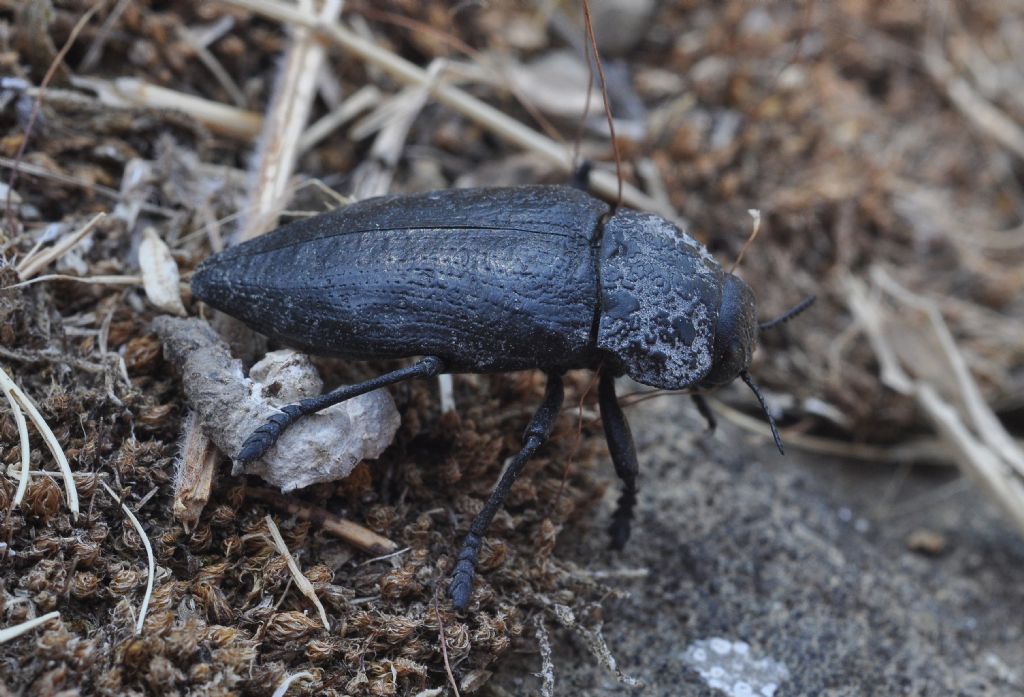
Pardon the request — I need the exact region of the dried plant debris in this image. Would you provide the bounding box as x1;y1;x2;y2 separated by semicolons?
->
1;0;1023;694
154;316;400;492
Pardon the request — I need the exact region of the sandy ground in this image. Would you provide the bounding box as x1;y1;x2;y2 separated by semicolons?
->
492;392;1024;696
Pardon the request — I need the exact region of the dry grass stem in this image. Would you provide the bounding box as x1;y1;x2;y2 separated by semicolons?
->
220;0;678;221
16;212;106;280
297;84;381;155
924;44;1024;160
0;157;172;215
100;481;155;635
6;274;144;289
0;366;30;507
434;595;461;697
438;374;455;414
271;671;316;697
707;396;957;466
729;208;762;274
351;58;448;199
0;611;61;644
846;269;1024;535
265;515;330;630
178;25;248;109
77;0;133;72
0;365;79;516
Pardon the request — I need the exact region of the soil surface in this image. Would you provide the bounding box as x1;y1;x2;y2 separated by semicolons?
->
492;392;1024;696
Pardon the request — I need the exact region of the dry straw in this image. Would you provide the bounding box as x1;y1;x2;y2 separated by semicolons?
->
0;364;79;517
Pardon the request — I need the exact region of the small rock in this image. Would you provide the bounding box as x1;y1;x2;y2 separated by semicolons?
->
906;528;947;556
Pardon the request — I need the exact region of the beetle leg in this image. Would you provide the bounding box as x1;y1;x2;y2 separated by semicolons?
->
236;355;445;464
691;393;717;432
599;371;639;550
449;372;564;610
570;159;592;190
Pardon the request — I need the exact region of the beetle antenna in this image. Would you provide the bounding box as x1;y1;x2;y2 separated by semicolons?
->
758;295;816;332
740;371;784;455
581;0;624;212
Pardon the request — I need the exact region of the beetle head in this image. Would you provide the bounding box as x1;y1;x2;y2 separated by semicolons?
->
697;273;757;389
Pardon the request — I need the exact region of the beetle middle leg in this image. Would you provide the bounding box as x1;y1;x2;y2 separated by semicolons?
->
599;372;640;550
237;355;445;463
450;372;565;610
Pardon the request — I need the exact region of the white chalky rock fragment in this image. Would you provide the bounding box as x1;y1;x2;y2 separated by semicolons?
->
153;318;402;494
238;350;400;491
682;638;790;697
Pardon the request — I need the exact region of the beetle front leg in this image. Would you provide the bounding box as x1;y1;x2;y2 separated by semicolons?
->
449;372;565;610
237;355;445;463
691;393;717;432
599;371;639;550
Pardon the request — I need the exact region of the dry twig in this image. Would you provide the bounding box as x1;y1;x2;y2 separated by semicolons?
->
249;487;396;554
173;410;216;532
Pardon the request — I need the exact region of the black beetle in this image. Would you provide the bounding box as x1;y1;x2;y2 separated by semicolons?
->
191;183;811;609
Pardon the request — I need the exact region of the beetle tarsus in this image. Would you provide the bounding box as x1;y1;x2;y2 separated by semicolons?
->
691;393;717;432
235;356;445;463
608;487;636;550
600;372;640;550
449;532;481;610
237;406;303;462
449;373;564;610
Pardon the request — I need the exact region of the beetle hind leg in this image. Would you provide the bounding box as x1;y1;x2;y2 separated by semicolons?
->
236;355;445;464
449;372;564;610
599;372;640;550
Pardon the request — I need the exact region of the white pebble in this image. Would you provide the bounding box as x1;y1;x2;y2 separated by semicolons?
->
710;637;732;655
